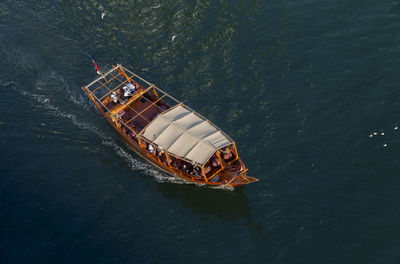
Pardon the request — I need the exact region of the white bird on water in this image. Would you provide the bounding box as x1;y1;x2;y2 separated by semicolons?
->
395;126;398;130
101;13;106;19
383;143;387;147
171;35;177;41
381;132;385;136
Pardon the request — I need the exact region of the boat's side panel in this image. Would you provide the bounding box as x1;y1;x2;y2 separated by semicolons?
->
84;85;254;187
88;95;224;185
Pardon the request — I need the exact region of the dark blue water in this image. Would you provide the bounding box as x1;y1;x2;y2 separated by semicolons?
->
1;1;400;263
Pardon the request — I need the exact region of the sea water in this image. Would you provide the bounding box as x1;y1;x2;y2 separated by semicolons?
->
1;1;400;263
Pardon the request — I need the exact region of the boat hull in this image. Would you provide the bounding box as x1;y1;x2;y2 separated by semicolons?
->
82;65;258;187
85;89;257;187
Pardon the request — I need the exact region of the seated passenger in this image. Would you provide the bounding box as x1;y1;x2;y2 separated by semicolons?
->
110;92;118;103
211;155;221;168
172;160;181;169
204;164;211;174
193;166;202;177
222;148;233;161
159;151;168;165
129;133;137;141
182;164;190;174
148;144;154;154
123;81;136;97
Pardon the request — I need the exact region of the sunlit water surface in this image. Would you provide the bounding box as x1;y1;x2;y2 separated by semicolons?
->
1;1;400;263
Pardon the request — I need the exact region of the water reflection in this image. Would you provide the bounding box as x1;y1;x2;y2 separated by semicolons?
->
155;181;252;220
154;181;266;247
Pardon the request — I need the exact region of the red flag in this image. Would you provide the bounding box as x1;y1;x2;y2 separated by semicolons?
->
92;60;102;75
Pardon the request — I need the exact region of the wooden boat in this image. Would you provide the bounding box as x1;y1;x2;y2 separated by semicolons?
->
82;65;258;187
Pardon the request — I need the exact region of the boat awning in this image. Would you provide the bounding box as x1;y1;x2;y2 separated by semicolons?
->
141;105;233;165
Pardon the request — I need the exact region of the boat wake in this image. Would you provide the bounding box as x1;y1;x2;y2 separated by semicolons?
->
2;78;235;190
1;79;176;184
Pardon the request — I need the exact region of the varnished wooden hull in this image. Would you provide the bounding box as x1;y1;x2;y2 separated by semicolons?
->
85;89;258;187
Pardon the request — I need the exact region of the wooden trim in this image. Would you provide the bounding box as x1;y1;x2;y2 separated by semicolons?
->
125;103;150;123
85;64;120;90
83;64;258;187
138;137;145;148
165;152;172;168
201;166;208;182
216;150;224;169
225;176;236;186
239;168;248;175
91;72;120;93
84;86;257;187
109;91;151;123
207;167;222;181
232;142;238;157
152;86;181;104
116;65;131;80
226;156;239;167
99;76;132;101
121;66;153;86
153;87;158;98
87;88;138;137
138;90;166;112
124;94;166;126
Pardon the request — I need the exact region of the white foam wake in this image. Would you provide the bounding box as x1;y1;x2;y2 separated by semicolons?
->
5;79;177;183
4;78;234;190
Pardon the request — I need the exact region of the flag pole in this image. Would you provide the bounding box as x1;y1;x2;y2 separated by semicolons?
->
92;59;108;82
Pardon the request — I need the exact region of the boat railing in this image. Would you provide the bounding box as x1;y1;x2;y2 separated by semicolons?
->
83;65;182;133
83;65;248;184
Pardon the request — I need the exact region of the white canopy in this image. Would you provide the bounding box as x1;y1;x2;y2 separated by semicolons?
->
141;105;233;165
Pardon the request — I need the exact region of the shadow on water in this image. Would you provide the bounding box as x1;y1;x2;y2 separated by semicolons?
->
154;182;266;246
155;181;251;220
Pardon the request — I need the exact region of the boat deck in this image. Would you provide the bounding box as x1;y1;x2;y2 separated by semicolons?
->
104;92;171;134
82;65;258;187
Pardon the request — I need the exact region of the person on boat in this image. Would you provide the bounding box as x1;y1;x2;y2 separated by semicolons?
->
130;134;138;143
159;151;168;165
110;91;118;103
182;164;190;174
172;159;181;169
187;163;195;174
211;154;221;168
127;81;136;91
193;166;202;177
148;144;154;154
204;163;212;174
123;81;136;97
222;148;233;161
121;124;128;134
